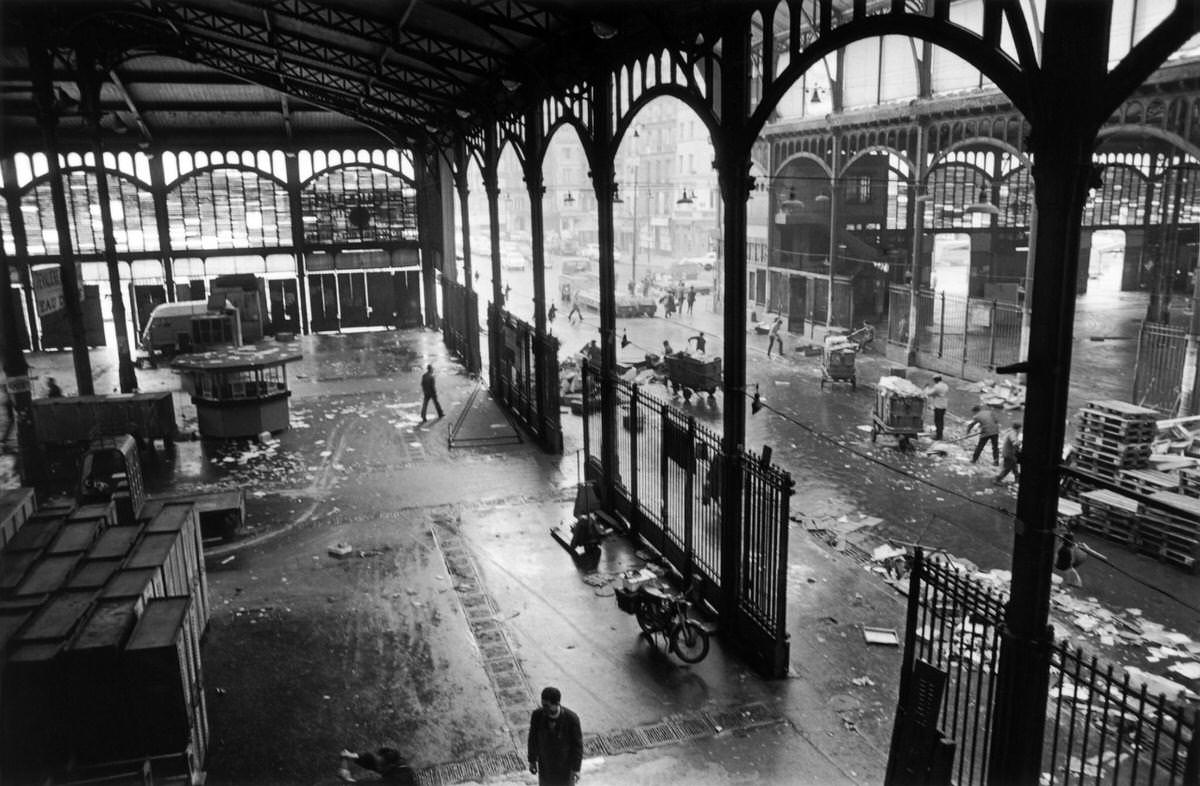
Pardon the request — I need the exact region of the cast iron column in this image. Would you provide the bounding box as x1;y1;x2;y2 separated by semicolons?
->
78;46;138;393
591;80;619;497
147;150;176;302
986;4;1109;783
715;18;753;622
29;41;94;394
283;150;311;333
413;145;442;328
484;126;503;309
453;142;473;287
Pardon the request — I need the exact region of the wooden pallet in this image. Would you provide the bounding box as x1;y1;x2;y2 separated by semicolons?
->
1139;491;1200;573
1180;467;1200;498
1116;468;1179;496
1080;400;1162;419
1072;444;1149;470
1073;431;1152;452
1076;417;1157;441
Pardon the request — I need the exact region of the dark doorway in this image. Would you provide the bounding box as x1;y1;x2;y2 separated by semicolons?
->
308;273;339;332
787;275;806;334
366;272;395;327
394;270;423;328
337;272;368;327
131;283;167;334
268;279;301;335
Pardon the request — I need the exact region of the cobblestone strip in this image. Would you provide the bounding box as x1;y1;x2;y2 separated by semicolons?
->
430;517;535;751
425;516;788;785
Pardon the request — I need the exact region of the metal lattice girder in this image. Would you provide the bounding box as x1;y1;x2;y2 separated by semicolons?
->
164;3;445;117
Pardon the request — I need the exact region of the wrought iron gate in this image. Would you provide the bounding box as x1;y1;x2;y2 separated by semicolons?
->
581;371;794;678
886;548;1198;786
486;303;561;453
441;277;480;376
1132;321;1189;414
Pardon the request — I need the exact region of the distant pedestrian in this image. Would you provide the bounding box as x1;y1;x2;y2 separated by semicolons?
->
46;377;63;398
924;375;949;440
504;283;512;304
528;686;582;786
686;286;696;315
661;339;674;357
568;297;582;325
661;292;676;318
994;422;1023;484
548;303;557;324
338;746;415;784
1054;526;1085;588
766;315;784;357
688;331;707;354
420;364;444;421
966;404;1000;465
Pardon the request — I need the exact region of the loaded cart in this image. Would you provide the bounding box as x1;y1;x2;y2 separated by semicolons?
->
871;376;925;450
820;337;858;389
664;354;722;401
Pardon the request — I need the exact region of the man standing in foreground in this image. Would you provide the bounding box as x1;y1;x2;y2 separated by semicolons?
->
528;686;582;786
420;364;444;421
923;375;949;440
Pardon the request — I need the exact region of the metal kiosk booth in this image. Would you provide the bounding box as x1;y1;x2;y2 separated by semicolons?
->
172;345;303;439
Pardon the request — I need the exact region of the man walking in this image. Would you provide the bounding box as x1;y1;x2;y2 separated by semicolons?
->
420;364;444;422
528;686;582;786
567;295;583;325
923;375;949;440
766;314;784;357
686;285;696;316
995;422;1023;484
966;404;1000;465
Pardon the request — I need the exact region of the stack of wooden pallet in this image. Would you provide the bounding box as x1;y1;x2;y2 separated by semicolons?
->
1140;491;1200;573
1071;400;1159;474
0;494;209;784
1180;467;1200;498
1078;488;1141;546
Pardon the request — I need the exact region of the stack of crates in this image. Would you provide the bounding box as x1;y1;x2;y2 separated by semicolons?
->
0;498;209;784
1071;400;1158;475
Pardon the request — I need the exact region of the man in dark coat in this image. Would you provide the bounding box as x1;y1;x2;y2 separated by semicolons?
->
420;364;444;421
528;686;582;786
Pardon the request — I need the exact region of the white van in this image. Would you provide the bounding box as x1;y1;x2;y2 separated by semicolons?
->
136;300;211;367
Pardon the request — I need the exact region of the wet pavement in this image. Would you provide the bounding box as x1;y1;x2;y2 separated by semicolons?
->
3;279;1196;785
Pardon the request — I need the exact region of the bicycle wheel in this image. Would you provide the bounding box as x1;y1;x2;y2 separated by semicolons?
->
670;620;710;663
634;598;660;635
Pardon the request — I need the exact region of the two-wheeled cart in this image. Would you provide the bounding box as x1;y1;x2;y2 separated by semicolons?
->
664;354;722;401
870;376;925;451
820;341;858;389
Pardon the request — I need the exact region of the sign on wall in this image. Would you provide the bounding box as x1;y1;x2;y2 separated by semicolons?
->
31;266;65;316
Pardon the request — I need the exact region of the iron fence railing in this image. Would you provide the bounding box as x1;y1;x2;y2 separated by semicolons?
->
887;548;1197;786
487;304;561;453
441;277;481;375
1133;322;1189;415
581;369;794;678
892;288;1023;379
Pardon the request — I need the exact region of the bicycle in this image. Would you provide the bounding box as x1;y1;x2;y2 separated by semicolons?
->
631;581;711;663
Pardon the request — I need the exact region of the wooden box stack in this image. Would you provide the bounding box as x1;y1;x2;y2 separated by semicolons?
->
1071;400;1159;474
1077;488;1141;545
1140;492;1200;572
1180;467;1200;498
0;499;209;784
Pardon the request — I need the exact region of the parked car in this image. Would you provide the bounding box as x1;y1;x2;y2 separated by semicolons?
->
502;251;528;270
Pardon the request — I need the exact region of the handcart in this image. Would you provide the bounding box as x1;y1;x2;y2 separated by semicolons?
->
820;342;858;389
870;376;925;450
664;354;722;401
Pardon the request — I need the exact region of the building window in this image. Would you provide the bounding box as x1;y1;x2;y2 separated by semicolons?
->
846;176;872;205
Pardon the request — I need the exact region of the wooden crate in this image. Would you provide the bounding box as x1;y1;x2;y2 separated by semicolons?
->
69;501;118;529
124;596;208;771
144;504;210;633
47;520;106;556
66;597;142;763
88;526;144;561
0;488;36;549
1141;491;1200;572
5;515;66;555
15;554;84;597
66;558;126;591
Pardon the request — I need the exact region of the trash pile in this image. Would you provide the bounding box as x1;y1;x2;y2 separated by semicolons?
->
863;544;1200;700
960;378;1026;410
